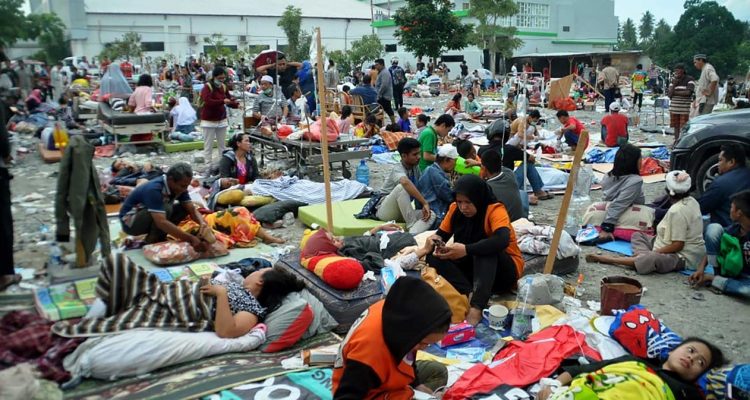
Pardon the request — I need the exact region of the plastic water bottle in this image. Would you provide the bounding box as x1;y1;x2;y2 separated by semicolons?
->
355;159;370;185
511;277;535;339
48;242;64;273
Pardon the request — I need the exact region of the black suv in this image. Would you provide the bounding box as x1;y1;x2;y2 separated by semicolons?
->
670;109;750;194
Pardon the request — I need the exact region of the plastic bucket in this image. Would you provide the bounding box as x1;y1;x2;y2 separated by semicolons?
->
600;276;643;316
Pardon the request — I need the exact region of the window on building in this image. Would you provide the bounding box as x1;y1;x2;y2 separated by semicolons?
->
247;44;270;54
515;2;550;29
142;42;165;52
385;44;397;52
562;26;570;32
440;55;464;63
463;2;470;9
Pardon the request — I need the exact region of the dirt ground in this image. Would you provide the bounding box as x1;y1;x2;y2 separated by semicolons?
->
6;91;749;363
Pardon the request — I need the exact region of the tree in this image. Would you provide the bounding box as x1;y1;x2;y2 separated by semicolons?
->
326;34;383;76
28;13;70;64
652;1;744;78
278;5;312;61
618;18;638;50
469;0;523;74
645;18;673;60
99;32;143;61
203;33;233;61
393;0;472;60
0;0;69;61
638;11;654;43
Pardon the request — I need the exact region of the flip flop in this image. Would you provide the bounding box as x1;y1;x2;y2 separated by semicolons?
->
535;192;554;200
0;274;22;292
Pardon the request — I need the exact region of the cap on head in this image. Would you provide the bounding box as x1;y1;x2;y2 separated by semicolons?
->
693;54;707;61
437;144;458;159
609;102;621;112
666;170;692;196
260;75;274;84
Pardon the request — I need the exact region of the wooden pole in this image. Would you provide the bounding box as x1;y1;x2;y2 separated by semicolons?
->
314;28;335;232
543;131;589;274
576;73;604;98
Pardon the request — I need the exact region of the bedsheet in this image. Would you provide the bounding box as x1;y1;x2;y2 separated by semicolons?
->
64;328;265;380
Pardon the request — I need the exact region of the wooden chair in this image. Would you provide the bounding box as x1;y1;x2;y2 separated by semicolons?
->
349;94;384;125
323;89;341;115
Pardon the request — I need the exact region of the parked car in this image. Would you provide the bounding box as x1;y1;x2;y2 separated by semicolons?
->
670;109;750;194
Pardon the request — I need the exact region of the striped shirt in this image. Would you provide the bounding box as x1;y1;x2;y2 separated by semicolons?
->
668;75;695;115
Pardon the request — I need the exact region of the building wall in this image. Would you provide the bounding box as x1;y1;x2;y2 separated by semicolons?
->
73;13;374;61
372;0;617;76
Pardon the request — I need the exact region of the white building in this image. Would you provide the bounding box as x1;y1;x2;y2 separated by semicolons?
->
370;0;618;76
30;0;381;61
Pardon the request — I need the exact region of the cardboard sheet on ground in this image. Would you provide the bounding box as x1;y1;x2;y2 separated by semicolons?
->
591;163;666;183
596;240;634;256
38;142;62;163
298;198;405;236
105;203;121;217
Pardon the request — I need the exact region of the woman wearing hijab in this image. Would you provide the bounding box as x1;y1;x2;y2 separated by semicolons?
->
100;64;133;99
332;276;452;399
169;97;198;141
200;66;238;167
427;174;524;325
25;89;44;112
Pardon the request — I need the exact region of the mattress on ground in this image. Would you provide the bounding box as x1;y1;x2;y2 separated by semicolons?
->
164;140;205;153
38;142;62;163
522;253;579;276
298;198;404;236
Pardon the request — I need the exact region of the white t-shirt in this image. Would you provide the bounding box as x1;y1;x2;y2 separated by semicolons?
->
696;63;720;105
653;197;706;267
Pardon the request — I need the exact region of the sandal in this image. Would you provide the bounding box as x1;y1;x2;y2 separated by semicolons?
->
535;191;554;200
0;274;22;292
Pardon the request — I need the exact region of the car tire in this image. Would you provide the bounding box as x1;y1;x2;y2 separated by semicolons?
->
695;153;720;195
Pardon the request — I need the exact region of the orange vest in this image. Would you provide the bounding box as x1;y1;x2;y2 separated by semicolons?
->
332;301;415;400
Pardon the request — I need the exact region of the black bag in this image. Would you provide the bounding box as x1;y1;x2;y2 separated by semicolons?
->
354;193;384;219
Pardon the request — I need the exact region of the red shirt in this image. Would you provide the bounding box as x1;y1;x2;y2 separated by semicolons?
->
601;113;629;147
568;116;585;135
120;62;133;78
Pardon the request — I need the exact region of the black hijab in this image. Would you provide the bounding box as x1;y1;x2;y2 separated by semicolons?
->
451;175;498;245
382;276;451;362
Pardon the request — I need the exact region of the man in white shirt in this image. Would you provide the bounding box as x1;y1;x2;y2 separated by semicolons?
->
693;54;720;115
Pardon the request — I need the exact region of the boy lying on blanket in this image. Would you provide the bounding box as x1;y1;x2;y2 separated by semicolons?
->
537;337;725;400
53;253;305;338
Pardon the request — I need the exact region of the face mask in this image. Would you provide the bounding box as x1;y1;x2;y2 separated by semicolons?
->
263;88;272;96
213;79;222;87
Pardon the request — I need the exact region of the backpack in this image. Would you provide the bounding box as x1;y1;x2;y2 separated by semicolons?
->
391;66;406;86
194;82;227;108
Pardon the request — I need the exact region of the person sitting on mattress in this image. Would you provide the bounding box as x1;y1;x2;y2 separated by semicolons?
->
582;143;647;243
374;137;436;234
537;337;725;400
332;276;452;399
427;175;524;326
586;170;705;274
416;144;458;223
119;162;208;250
217;133;260;189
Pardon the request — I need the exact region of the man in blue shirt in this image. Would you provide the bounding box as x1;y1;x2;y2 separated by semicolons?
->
699;145;750;227
417;144;457;223
119;162;208;250
350;74;378;106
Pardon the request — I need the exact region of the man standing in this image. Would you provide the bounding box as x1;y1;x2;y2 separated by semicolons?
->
120;57;134;79
631;64;647;112
255;55;302;99
597;59;619;112
324;59;339;90
374;58;396;125
389;57;406;110
647;64;658;92
15;60;32;98
724;76;737;106
699;145;750;227
693;54;719;115
0;107;19;292
460;60;469;79
667;63;695;143
50;62;64;98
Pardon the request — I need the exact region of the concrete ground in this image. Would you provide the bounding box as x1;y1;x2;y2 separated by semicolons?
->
5;90;748;363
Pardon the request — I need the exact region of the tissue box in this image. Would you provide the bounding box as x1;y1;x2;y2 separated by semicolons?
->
379;263;405;295
438;322;475;348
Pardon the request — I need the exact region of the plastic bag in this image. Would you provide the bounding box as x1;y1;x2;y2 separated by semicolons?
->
143;242;199;265
517;273;565;305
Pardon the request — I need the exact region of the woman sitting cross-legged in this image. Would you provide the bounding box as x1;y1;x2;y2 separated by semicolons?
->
53;253;304;338
426;175;525;326
587;171;705;274
538;337;725;400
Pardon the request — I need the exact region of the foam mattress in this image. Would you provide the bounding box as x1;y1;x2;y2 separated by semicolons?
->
298;198;404;236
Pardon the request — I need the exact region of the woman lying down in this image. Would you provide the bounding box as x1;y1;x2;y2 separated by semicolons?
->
53;252;304;339
537;337;725;400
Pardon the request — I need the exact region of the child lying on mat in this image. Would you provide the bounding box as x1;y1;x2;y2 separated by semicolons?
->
586;171;705;274
537;337;725;400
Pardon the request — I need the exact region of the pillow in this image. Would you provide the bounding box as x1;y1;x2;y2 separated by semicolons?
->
216;189;245;205
698;364;749;400
298;289;339;339
143;241;199;265
608;305;682;360
301;255;364;290
240;195;275;207
261;293;314;353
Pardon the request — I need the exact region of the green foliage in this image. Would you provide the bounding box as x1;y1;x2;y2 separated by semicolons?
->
651;1;745;78
99;32;143;61
683;0;702;9
469;0;523;71
277;5;312;61
203;33;233;61
0;0;30;50
645;19;673;60
618;18;638;50
638;11;654;42
27;13;70;64
393;0;472;60
326;34;383;76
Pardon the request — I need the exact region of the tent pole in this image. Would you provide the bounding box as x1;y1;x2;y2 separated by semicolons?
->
543;131;588;274
314;28;334;231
